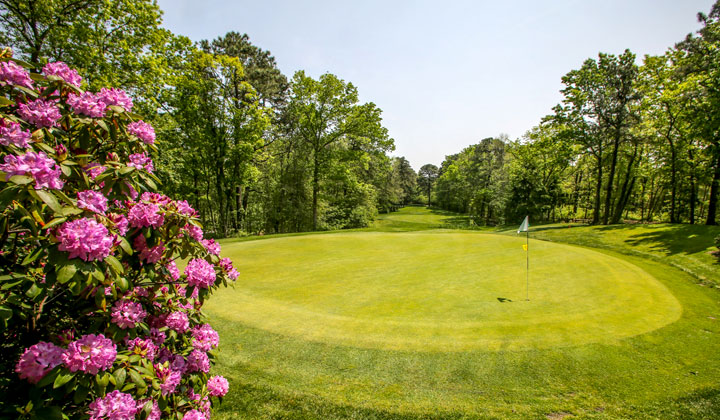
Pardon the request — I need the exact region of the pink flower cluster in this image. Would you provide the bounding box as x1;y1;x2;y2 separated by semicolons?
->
176;200;197;216
183;409;208;420
85;162;106;179
155;363;183;396
0;120;31;148
183;224;204;241
98;88;133;112
57;218;115;261
127;120;155;144
201;239;221;256
0;151;64;189
186;349;210;373
108;213;129;235
191;324;219;352
14;341;64;383
136;399;161;420
207;375;229;397
0;60;33;89
111;300;147;329
43;62;82;87
165;311;189;333
126;337;157;360
166;260;181;281
17;98;61;128
219;258;239;280
134;235;165;264
185;258;216;289
88;390;137;420
77;190;108;214
128;202;164;228
62;334;117;375
67;92;107;117
128;152;154;173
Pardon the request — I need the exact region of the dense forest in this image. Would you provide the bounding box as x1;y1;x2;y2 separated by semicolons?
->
3;1;720;234
433;4;720;226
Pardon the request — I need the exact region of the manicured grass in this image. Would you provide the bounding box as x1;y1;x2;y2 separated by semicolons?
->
207;207;720;419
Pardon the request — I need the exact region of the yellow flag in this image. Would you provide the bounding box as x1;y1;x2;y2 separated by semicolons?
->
522;244;528;251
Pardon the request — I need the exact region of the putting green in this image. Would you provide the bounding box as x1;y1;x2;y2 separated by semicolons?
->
208;232;681;351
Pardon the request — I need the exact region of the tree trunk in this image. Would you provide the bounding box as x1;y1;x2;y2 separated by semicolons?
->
689;147;697;225
603;134;621;224
668;138;677;223
611;143;638;224
312;152;320;230
593;156;603;225
705;148;720;225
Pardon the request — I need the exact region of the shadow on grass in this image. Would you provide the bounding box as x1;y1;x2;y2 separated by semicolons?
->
619;224;718;257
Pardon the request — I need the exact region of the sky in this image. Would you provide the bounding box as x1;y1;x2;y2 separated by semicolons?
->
156;0;716;171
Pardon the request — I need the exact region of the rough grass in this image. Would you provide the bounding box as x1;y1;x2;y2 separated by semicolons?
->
208;207;720;419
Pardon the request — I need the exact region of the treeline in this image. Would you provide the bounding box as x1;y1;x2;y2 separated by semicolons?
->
431;2;720;226
0;0;416;236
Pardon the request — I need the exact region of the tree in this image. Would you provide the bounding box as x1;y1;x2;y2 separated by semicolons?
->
284;71;393;230
393;156;417;205
417;163;438;206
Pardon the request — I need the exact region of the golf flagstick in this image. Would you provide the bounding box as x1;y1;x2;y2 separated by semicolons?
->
517;216;529;301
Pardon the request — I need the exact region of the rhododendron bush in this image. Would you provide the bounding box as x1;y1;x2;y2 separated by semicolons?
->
0;49;235;419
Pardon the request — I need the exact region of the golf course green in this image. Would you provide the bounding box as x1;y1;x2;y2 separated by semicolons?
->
206;207;720;419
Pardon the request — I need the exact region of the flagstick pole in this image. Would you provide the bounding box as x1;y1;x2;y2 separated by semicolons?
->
526;229;529;301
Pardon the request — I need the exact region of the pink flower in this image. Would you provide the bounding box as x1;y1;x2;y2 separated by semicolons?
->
127;202;163;228
186;349;210;373
201;239;221;256
0;60;33;89
108;213;129;236
140;192;172;206
77;190;108;214
126;337;157;360
183;224;204;241
155;363;182;395
98;88;133;112
149;328;166;346
166;260;181;281
57;218;115;261
128;152;154;173
15;342;64;383
43;62;82;87
111;300;147;329
85;162;106;179
127;120;155;144
88;390;137;420
191;324;219;352
0;121;31;148
188;389;211;418
17;98;61;128
219;258;239;280
63;333;117;374
0;151;64;189
207;375;229;397
136;399;160;420
182;409;207;420
185;258;216;289
67;92;107;117
165;311;189;333
134;235;165;264
175;200;197;216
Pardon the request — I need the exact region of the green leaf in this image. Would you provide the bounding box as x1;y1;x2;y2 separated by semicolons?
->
128;369;146;389
113;368;127;389
0;96;14;107
43;217;67;230
96;120;109;133
60;207;83;217
53;372;74;389
119;166;135;175
34;190;63;214
0;305;12;321
105;255;124;274
119;237;133;255
73;385;89;404
9;175;33;185
21;246;45;265
56;264;77;284
115;276;129;291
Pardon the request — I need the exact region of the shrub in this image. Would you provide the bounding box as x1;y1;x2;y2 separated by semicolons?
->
0;49;235;420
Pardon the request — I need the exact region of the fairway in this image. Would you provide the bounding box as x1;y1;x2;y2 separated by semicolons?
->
209;232;681;351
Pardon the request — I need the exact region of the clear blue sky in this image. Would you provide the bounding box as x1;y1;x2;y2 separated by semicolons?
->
156;0;715;170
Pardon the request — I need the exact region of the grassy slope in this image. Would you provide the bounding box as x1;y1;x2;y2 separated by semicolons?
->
209;207;720;419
